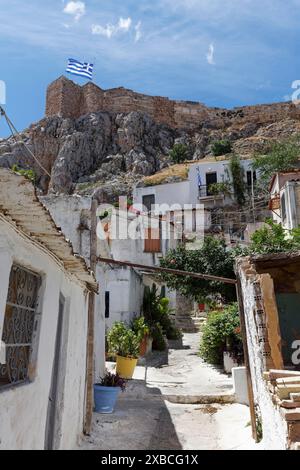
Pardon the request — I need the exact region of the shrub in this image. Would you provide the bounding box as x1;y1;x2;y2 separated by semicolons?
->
151;322;166;351
131;316;150;342
107;322;140;359
211;139;232;156
199;303;243;365
12;164;36;183
142;285;181;347
169;143;189;164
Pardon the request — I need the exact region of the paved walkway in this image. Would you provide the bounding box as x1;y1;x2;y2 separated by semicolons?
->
77;333;257;450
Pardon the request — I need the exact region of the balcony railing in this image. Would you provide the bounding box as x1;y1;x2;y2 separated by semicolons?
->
198;185;225;198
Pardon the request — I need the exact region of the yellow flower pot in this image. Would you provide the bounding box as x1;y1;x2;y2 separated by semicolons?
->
116;355;138;379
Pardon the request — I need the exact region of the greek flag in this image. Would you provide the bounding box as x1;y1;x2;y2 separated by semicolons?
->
197;167;202;187
66;58;94;80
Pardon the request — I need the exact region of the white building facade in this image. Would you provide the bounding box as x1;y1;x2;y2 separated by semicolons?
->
0;170;97;450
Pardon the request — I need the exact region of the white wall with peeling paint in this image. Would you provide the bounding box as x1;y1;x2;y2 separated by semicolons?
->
0;220;89;450
238;266;288;450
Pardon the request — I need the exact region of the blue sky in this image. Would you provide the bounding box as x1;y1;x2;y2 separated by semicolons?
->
1;0;300;137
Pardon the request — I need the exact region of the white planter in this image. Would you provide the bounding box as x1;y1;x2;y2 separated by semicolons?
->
223;351;239;374
146;337;153;355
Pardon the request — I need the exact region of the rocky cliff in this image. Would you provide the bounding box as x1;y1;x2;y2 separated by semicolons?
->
1;83;300;202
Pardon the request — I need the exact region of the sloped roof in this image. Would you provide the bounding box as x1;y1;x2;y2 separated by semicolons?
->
0;169;98;293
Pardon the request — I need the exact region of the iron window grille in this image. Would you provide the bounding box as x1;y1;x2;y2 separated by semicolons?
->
0;265;41;388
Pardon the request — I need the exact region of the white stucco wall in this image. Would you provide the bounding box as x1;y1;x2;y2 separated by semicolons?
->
98;264;143;331
239;268;288;450
133;180;191;210
0;220;89;450
40;195;106;384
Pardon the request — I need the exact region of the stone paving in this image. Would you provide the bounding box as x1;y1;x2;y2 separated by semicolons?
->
77;333;258;450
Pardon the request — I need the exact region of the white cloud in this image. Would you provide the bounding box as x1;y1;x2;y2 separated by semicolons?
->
63;1;86;22
135;21;142;42
206;43;215;65
92;17;133;39
91;23;115;38
118;17;132;32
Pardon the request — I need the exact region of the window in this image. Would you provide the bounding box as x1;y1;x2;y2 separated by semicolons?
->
144;228;161;253
0;265;41;388
247;170;257;188
205;172;217;196
281;193;287;222
105;292;110;319
142;194;155;213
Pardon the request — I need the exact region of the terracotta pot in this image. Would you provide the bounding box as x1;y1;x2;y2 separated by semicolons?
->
139;335;148;357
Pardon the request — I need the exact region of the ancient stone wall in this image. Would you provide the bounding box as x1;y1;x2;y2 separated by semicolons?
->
45;76;300;130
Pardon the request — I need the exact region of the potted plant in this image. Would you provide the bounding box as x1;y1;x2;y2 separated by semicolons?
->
94;371;126;414
131;316;151;357
107;322;140;379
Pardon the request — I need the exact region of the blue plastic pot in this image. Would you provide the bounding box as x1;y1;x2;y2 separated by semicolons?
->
94;385;120;414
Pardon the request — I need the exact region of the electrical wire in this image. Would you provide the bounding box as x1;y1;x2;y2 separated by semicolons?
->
0;106;51;178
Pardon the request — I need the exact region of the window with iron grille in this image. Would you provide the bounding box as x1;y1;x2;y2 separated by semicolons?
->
0;265;41;388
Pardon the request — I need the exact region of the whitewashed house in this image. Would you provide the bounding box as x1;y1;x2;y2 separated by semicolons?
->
97;203;179;328
269;170;300;230
0;169;98;450
40;195;105;380
133;157;258;246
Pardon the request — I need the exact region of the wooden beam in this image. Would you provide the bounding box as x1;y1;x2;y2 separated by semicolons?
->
84;199;98;435
98;257;237;285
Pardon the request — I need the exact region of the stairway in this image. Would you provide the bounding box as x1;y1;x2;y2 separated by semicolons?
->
175;313;206;333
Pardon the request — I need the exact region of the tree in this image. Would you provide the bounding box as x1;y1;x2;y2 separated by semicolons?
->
253;135;300;186
211;139;232;157
159;237;236;303
169;143;189;164
228;154;246;206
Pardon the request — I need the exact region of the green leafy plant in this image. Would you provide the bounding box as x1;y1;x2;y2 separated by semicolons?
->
95;371;127;391
151;322;166;351
160;237;236;303
229;154;246;206
235;219;300;255
253;135;300;186
208;181;232;197
211;139;232;157
169;143;189;164
199;303;243;365
12;164;36;183
131;316;150;343
107;322;140;359
142;285;181;349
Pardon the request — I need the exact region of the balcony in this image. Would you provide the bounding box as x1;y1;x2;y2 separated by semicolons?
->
198;185;225;200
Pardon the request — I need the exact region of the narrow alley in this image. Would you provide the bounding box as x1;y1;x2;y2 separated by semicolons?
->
78;333;256;451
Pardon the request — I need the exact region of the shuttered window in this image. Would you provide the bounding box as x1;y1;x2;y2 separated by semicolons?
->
144;228;161;253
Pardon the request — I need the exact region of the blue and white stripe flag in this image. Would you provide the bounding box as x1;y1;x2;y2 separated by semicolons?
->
66;58;94;80
197;167;202;187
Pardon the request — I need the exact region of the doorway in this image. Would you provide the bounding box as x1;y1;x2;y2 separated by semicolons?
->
44;294;69;450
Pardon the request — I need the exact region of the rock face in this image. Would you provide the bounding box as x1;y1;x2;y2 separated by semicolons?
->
1;82;300;201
